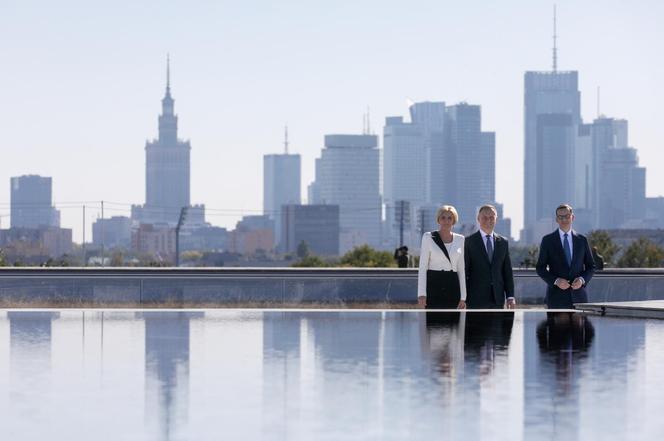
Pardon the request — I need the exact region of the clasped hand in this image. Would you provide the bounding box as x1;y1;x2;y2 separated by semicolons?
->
556;278;583;290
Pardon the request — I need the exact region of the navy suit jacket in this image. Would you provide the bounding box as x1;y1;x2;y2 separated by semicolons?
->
535;230;595;309
464;231;515;308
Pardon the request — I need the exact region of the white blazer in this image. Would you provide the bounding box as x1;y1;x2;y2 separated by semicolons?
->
417;232;467;301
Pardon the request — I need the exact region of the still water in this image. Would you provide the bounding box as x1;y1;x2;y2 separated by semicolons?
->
0;310;662;441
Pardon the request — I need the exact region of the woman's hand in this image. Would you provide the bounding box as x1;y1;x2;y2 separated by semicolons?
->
457;300;466;309
418;296;427;309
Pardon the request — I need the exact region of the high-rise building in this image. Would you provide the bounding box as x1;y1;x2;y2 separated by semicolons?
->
446;103;496;225
10;175;60;229
281;204;340;256
263;128;301;250
383;101;502;248
571;116;646;232
522;11;583;242
523;71;581;243
382;102;445;248
133;58;192;225
92;216;132;249
315;134;380;252
599;146;646;229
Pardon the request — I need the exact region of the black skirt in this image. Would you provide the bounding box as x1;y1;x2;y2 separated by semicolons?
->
426;270;461;309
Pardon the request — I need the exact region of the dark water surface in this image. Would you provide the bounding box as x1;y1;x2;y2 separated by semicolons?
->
1;310;662;440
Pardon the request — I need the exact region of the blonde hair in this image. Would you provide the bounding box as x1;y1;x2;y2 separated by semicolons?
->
436;205;459;224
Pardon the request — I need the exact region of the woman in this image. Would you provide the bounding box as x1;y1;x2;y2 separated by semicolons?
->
417;205;467;309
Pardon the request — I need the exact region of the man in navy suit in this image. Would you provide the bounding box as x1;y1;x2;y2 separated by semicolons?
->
536;204;596;309
464;205;516;309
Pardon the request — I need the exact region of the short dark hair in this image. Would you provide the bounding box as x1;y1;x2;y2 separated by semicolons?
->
555;204;573;214
477;204;497;216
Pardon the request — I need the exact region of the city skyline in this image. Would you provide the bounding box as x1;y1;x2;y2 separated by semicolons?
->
1;1;663;242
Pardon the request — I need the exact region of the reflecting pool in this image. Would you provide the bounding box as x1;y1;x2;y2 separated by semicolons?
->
0;310;662;440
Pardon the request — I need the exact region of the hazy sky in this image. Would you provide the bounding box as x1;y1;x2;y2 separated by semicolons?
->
1;0;663;242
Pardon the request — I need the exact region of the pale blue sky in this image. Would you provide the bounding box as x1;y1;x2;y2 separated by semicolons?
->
1;0;663;242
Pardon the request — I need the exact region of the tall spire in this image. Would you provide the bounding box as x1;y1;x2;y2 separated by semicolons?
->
166;53;172;97
284;125;289;154
159;56;177;142
552;5;558;72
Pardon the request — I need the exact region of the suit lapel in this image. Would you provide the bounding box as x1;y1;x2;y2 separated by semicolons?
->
571;232;583;268
492;234;504;266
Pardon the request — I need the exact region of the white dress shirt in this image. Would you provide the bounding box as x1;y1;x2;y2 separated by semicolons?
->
417;232;467;300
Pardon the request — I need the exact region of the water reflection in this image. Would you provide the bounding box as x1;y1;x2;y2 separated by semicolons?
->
0;310;662;440
537;312;595;381
141;312;201;441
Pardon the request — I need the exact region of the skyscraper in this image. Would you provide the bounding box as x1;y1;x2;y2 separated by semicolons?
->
523;11;581;243
383;101;503;247
263;128;301;250
315;134;380;253
590;118;646;229
133;57;191;225
10;175;60;228
446;103;496;224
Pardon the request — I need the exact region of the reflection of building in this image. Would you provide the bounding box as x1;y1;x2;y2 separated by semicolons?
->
280;204;339;255
8;312;59;408
143;312;197;441
262;312;302;438
10;175;60;228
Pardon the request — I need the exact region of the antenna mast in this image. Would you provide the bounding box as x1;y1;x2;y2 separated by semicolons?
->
552;5;558;72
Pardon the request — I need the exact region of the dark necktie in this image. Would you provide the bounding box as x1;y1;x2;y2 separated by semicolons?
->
563;233;572;266
486;234;493;263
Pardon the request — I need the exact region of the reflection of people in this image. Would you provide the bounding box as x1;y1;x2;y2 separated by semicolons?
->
592;247;605;270
463;312;514;376
536;312;595;352
393;246;409;268
464;205;515;309
425;312;463;376
417;205;467;309
536;204;596;309
536;312;595;395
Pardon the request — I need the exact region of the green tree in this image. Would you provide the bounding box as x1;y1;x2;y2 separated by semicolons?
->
588;230;620;267
0;249;7;267
291;255;331;267
339;245;396;268
617;238;664;268
296;240;310;259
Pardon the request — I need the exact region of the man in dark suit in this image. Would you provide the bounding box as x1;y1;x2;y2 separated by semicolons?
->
536;204;596;309
464;205;516;309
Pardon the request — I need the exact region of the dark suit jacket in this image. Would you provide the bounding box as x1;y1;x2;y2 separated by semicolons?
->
464;231;515;309
536;230;596;309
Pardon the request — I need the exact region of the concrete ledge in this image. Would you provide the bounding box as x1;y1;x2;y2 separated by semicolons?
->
1;268;664;306
576;300;664;319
